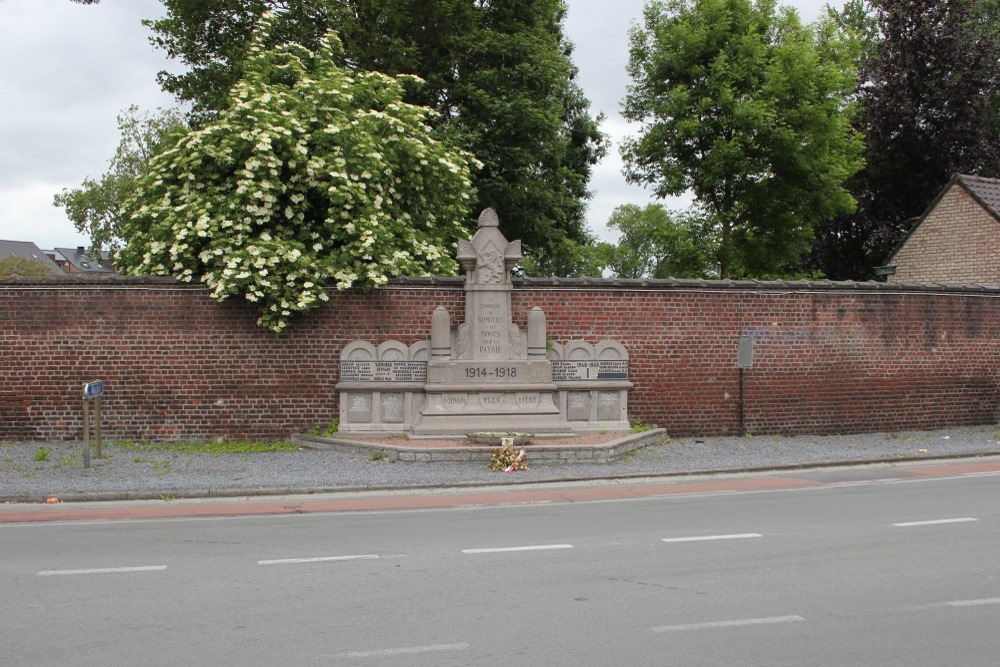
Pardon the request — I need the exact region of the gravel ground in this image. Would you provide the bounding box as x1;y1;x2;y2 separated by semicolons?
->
2;425;1000;503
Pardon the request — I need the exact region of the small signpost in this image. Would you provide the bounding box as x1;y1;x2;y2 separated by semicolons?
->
82;381;104;468
737;339;754;437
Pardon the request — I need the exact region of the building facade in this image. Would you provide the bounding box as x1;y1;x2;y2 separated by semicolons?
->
888;174;1000;287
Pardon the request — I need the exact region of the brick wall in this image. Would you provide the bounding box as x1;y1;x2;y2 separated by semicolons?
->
891;185;1000;286
2;276;999;441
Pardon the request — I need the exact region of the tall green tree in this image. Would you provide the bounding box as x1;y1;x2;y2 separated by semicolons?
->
603;204;718;278
144;0;606;272
622;0;863;278
810;0;1000;279
117;18;478;333
53;105;186;253
861;0;1000;256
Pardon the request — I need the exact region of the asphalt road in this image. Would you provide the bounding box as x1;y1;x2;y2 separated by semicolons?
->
3;467;999;666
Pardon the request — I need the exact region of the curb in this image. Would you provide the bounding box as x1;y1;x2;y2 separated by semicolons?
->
292;428;667;463
4;450;999;506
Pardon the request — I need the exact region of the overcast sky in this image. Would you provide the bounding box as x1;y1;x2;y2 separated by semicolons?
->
0;0;830;250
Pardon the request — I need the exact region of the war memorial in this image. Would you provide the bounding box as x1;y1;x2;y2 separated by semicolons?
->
335;209;632;438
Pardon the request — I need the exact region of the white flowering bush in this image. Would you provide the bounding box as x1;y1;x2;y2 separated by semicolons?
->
117;15;477;333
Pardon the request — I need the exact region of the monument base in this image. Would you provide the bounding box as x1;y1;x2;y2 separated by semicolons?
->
412;384;570;435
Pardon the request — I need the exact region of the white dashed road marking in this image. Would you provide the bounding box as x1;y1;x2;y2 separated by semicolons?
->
661;533;762;543
335;643;470;659
892;517;978;527
257;554;379;566
462;544;573;554
945;597;1000;607
37;566;167;576
897;596;1000;612
653;615;805;633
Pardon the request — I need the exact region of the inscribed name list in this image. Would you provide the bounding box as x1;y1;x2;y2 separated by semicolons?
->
340;361;427;383
551;360;629;381
475;294;508;358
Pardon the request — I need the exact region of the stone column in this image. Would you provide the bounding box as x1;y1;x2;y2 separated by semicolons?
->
527;307;547;359
431;306;451;361
455;208;523;360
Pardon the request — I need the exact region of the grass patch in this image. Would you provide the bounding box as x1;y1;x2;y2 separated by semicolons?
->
151;460;172;476
629;420;653;433
309;419;340;437
161;441;299;454
113;439;299;455
616;448;642;464
35;447;50;462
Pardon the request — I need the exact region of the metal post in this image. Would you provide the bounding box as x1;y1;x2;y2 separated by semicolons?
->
738;367;745;437
736;338;754;438
81;381;104;468
83;396;91;469
95;397;103;459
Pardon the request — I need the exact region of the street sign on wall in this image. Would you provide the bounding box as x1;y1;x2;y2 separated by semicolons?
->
737;339;755;369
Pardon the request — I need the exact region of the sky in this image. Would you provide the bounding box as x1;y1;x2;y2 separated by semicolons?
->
0;0;830;251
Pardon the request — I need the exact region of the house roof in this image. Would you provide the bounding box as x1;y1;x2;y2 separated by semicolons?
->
888;173;1000;262
52;246;116;273
958;173;1000;219
0;240;63;274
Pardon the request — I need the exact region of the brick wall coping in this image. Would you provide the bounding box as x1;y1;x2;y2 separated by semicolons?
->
4;273;1000;296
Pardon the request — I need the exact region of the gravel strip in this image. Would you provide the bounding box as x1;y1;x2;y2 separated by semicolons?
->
2;425;999;503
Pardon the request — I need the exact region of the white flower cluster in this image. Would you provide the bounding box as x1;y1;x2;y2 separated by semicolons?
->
117;16;477;333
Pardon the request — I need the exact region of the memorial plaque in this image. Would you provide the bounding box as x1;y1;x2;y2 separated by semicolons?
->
597;391;620;421
475;295;508;358
340;360;427;383
348;393;372;423
567;391;590;421
552;360;629;381
381;392;404;423
597;360;629;380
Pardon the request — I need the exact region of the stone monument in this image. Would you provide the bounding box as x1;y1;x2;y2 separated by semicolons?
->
415;208;566;434
336;209;631;436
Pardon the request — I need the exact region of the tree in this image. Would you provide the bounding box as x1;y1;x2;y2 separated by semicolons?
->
810;0;1000;279
520;238;612;277
116;17;478;333
603;204;718;279
53;106;186;253
622;0;863;278
0;256;56;277
862;0;1000;262
144;0;607;273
